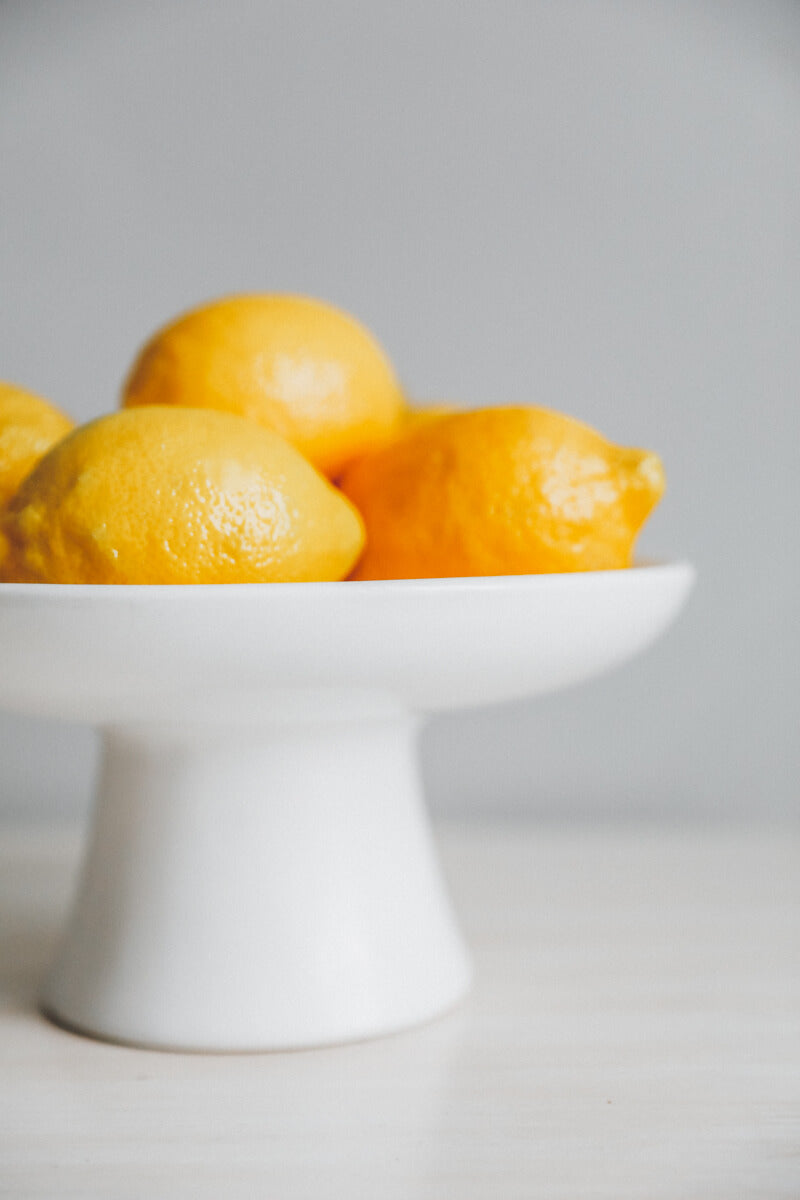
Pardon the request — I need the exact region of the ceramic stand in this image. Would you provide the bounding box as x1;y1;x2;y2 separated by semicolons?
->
0;564;694;1050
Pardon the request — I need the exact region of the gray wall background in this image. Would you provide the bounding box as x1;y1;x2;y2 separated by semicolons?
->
0;0;797;824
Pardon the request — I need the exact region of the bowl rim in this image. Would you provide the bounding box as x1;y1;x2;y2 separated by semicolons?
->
0;559;695;601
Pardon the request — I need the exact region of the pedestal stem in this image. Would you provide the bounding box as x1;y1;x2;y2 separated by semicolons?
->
43;716;471;1050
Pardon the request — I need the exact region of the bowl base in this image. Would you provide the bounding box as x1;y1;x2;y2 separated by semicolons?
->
43;717;472;1051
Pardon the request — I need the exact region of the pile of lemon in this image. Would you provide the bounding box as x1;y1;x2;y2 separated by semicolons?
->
0;296;664;585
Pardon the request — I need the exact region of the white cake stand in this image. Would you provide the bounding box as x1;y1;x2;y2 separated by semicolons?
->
0;562;693;1050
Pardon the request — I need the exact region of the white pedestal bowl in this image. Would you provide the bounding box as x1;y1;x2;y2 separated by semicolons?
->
0;563;693;1050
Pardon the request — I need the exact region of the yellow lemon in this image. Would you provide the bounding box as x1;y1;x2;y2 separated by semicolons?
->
0;382;73;510
340;406;664;580
0;407;364;585
121;295;406;479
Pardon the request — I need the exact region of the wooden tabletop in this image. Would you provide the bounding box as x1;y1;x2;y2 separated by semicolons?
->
1;822;798;1199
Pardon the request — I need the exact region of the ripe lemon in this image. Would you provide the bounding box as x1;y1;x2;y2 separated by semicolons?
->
0;407;365;585
121;295;406;479
340;406;665;580
0;383;73;510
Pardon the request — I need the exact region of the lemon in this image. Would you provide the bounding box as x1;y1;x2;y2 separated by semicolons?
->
340;406;665;579
0;383;73;510
0;407;364;585
121;295;406;478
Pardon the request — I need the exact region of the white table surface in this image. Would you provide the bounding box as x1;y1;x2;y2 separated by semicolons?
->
1;822;798;1199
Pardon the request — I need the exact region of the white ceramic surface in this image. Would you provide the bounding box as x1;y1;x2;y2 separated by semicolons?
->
0;563;694;1050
